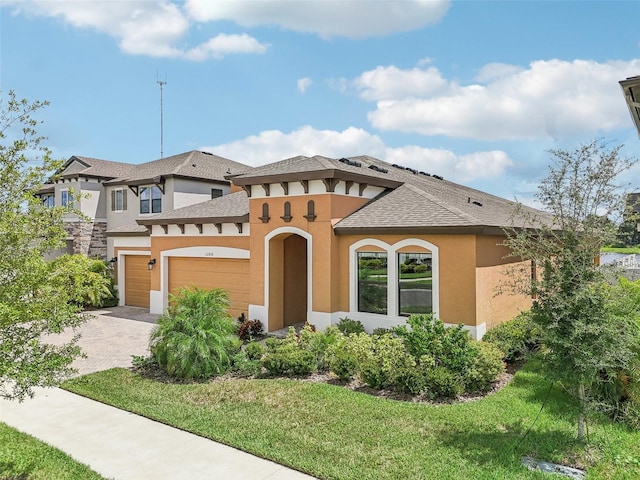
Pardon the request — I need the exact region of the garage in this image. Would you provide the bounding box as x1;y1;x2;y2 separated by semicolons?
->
168;257;250;319
124;255;151;308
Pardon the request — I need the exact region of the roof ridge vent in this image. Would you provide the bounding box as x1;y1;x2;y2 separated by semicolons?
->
338;157;362;167
368;164;388;174
419;171;431;177
432;174;444;180
201;151;213;155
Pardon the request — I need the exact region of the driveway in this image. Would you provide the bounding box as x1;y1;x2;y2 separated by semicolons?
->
44;306;159;376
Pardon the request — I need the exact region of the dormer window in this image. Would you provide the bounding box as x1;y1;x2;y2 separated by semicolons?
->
140;186;162;214
211;188;223;199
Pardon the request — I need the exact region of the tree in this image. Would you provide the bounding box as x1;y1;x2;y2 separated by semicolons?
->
0;91;105;401
503;140;640;438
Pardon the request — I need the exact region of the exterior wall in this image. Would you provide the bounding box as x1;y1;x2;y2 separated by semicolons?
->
105;185;138;230
172;178;230;210
247;192;371;331
475;235;532;336
64;219;108;260
79;181;106;220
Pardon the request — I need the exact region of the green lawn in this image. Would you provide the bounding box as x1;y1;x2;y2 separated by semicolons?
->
62;361;640;480
601;246;640;254
0;422;105;480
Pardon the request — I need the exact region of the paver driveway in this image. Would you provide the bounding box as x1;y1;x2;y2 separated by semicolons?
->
44;306;159;376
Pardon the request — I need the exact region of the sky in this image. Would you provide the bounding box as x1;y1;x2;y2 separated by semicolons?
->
2;0;640;205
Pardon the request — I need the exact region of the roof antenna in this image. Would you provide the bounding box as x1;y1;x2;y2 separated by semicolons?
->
156;70;167;158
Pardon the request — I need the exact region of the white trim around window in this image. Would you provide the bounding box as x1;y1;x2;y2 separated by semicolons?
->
348;238;439;324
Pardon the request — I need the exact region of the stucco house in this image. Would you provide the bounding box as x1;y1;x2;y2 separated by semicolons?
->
37;155;137;259
112;154;541;339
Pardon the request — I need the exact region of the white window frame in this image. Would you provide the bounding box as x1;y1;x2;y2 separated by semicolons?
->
140;185;162;214
61;189;73;208
112;188;127;212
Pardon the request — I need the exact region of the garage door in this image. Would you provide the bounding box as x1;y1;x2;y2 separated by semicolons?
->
124;255;151;308
168;257;249;319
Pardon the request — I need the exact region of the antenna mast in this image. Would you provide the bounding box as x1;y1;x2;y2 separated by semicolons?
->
157;73;167;158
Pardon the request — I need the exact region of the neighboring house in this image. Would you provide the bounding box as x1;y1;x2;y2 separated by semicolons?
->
112;154;545;339
106;150;250;308
36;156;137;259
620;75;640;137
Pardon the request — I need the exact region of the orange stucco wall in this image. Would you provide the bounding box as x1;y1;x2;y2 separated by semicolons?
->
475;235;532;329
148;235;250;290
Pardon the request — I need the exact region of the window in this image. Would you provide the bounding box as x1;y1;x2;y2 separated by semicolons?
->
211;188;223;199
398;252;432;315
111;189;127;211
357;252;387;314
140;186;162;214
42;194;54;208
61;190;73;208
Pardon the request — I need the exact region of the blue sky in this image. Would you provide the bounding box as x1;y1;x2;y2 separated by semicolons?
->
2;0;640;204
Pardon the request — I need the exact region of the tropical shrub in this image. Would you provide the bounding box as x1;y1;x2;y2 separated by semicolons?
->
464;342;506;392
372;327;390;336
232;351;262;377
48;254;116;308
336;317;365;336
358;334;414;389
237;319;264;342
482;312;541;362
326;332;374;381
261;327;317;375
425;366;465;399
299;324;341;371
150;287;240;379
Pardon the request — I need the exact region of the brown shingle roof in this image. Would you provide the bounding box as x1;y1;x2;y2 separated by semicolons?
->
106;222;149;236
106;151;250;186
136;190;249;225
60;156;137;179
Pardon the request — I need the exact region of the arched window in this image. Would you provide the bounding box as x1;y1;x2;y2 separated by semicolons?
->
259;202;270;223
304;200;316;221
281;201;292;222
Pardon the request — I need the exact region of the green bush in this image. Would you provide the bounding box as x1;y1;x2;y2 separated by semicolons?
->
232;351;262;377
392;314;477;374
482;312;541;362
426;366;465;399
262;349;316;375
372;327;390;336
336;317;365;335
299;324;341;371
358;334;414;389
326;333;374;381
150;287;240;379
48;254;116;308
465;342;506;393
244;341;266;361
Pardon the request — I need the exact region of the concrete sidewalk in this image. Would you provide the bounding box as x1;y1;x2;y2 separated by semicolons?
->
0;387;316;480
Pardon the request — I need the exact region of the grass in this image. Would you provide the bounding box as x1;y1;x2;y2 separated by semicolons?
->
601;246;640;254
62;361;640;480
0;422;105;480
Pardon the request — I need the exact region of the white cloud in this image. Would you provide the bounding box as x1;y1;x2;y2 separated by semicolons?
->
185;0;450;38
4;0;268;60
297;77;312;94
202;126;513;183
354;59;640;140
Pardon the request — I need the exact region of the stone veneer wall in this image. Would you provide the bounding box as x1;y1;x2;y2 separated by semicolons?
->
65;220;108;260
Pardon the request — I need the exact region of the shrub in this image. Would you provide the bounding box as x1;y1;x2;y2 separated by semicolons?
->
150;287;240;379
299;324;341;371
392;314;477;375
482;312;541;362
326;332;374;381
262;349;316;376
232;351;262;377
372;327;390;336
425;366;465;399
237;319;264;342
465;342;506;393
358;334;414;390
336;317;365;336
244;341;266;361
48;254;116;308
394;354;435;395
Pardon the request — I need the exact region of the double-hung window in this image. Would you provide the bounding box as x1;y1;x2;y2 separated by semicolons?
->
357;252;388;314
140;186;162;214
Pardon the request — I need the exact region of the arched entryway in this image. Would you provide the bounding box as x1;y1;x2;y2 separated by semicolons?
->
268;232;308;330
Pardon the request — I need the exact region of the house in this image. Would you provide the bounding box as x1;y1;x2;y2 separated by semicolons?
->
620;75;640;137
105;150;250;308
36;156;137;259
112;154;541;339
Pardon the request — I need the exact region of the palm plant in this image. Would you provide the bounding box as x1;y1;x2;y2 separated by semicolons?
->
150;287;240;379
